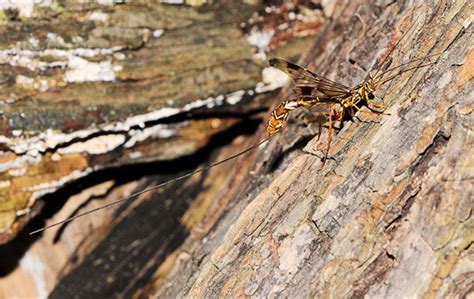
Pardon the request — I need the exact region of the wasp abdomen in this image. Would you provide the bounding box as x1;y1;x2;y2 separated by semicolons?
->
267;100;306;136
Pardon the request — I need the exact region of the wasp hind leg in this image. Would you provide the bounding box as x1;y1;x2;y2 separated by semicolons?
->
320;104;339;169
317;121;322;141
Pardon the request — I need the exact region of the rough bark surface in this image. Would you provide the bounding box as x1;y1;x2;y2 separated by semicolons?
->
149;1;473;298
0;0;319;242
0;0;472;298
0;1;323;298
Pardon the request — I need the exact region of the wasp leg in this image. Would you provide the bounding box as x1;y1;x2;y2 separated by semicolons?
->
303;112;323;140
370;102;386;109
366;102;391;114
346;103;367;122
344;105;358;122
335;105;345;128
320;104;338;168
317;121;322;141
364;103;391;116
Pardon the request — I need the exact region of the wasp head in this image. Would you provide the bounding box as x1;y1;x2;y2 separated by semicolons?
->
363;80;376;102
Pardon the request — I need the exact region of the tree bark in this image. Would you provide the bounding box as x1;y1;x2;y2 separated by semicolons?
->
149;1;473;298
0;1;322;298
0;0;472;298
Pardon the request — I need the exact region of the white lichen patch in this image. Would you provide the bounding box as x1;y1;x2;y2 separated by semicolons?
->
255;66;290;93
88;11;109;22
12;129;23;137
97;0;115;5
35;79;50;92
226;90;245;105
57;134;125;155
0;153;41;173
125;124;177;148
153;29;164;38
0;128;97;155
278;223;316;277
113;64;123;72
0;46;123;73
247;27;275;50
0;180;11;189
19;253;47;299
27;167;95;204
247;27;275;60
0;0;35;18
183;96;223;111
128;151;143;159
159;0;185;4
114;52;126;60
15;75;35;87
64;56;115;83
15;207;31;217
50;152;61;161
28;37;39;48
46;32;65;44
8;166;27;177
120;108;180;129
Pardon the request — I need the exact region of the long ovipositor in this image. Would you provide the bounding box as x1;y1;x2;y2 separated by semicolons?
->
30;16;444;234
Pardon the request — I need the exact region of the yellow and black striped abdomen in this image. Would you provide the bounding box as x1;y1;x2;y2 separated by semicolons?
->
267;99;317;136
267;101;290;135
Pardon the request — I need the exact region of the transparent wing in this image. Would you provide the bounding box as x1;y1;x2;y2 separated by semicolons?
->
269;58;351;99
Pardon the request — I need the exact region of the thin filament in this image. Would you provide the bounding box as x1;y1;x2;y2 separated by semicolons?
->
372;14;421;79
376;62;435;87
30;137;270;235
373;52;442;81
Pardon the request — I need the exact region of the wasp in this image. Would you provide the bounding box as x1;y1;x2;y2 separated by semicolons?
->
30;19;441;234
267;48;439;165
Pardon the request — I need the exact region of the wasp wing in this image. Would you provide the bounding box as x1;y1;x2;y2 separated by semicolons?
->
269;58;351;99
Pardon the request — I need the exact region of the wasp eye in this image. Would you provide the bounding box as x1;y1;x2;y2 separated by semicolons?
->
368;93;375;100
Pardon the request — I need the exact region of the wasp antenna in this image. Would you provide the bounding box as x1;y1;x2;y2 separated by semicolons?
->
372;13;422;79
373;52;443;82
29;137;271;235
376;62;436;87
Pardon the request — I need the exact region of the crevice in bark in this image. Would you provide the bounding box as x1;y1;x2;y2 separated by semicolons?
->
384;186;420;232
409;131;450;177
351;250;396;298
385;250;396;261
0;115;262;277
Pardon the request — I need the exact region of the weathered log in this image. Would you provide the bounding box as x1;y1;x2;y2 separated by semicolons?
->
147;1;472;298
1;0;472;298
0;1;324;297
0;0;320;242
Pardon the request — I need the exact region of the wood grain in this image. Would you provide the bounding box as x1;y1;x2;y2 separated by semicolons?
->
150;1;474;298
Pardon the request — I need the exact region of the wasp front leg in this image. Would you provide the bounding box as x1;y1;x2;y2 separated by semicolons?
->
367;100;387;113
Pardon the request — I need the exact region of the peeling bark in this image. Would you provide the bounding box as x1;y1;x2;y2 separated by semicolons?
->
0;0;472;298
0;1;325;298
0;0;320;243
149;1;473;298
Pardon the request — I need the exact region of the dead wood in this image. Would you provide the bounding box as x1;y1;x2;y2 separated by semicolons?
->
0;1;472;298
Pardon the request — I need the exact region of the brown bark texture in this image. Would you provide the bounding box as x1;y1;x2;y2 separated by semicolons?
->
0;0;320;298
0;0;473;298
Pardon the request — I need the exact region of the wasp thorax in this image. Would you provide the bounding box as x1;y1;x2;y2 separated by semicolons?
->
367;92;375;100
362;80;376;101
